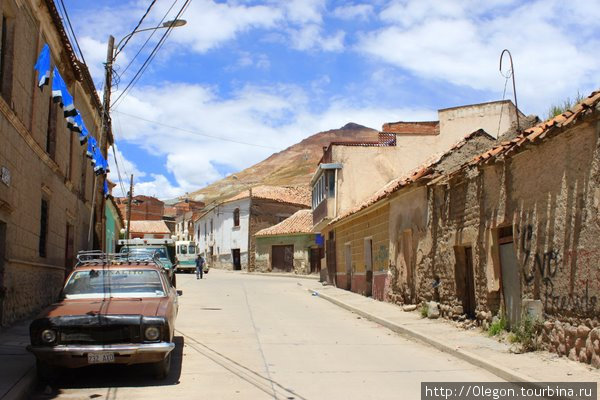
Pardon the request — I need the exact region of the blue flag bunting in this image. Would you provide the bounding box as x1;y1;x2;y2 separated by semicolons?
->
86;136;97;159
51;67;77;117
103;180;110;198
34;44;51;88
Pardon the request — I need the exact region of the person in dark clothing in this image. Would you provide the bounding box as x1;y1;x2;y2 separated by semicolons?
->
195;254;205;279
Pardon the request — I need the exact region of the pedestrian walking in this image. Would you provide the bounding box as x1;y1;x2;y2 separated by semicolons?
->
195;254;205;279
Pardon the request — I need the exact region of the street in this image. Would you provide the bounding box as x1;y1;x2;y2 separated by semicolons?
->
32;270;501;400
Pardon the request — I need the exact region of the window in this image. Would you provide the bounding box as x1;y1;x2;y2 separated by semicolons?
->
312;173;328;209
46;99;57;158
188;244;196;254
210;219;213;233
233;208;240;227
0;14;14;100
39;199;49;257
179;244;187;255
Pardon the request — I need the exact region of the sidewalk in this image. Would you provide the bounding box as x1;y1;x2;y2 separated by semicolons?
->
242;271;319;280
0;320;36;400
303;281;600;383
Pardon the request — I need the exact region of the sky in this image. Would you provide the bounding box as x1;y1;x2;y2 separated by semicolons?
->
62;0;600;200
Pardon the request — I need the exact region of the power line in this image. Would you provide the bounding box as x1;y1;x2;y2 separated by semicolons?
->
57;0;88;66
111;0;191;109
113;110;279;149
114;0;158;58
119;0;179;78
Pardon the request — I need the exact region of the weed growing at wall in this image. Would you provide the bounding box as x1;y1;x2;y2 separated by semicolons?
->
509;315;542;352
488;314;507;336
420;303;429;318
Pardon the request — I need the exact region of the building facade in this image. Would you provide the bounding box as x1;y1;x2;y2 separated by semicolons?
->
115;195;165;221
255;209;319;274
194;186;310;271
0;0;107;325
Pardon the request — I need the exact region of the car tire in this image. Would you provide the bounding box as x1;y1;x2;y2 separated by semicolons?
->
36;358;61;383
152;353;171;380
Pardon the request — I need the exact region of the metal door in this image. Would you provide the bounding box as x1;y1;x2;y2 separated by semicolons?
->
500;242;521;329
272;245;293;272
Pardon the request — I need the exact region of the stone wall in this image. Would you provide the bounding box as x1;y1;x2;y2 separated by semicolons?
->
0;0;103;325
407;116;600;367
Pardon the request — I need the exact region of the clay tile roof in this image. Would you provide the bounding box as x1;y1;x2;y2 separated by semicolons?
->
225;185;311;207
468;89;600;164
255;210;314;237
129;220;171;234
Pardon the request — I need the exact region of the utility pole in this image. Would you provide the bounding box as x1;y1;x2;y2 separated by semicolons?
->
125;174;133;241
87;35;115;249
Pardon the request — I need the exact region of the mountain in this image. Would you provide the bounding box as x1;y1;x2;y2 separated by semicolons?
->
185;123;379;205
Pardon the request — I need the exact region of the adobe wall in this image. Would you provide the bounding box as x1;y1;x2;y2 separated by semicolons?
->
333;204;390;300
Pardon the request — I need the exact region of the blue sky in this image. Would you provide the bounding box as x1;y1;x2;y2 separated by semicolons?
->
63;0;600;199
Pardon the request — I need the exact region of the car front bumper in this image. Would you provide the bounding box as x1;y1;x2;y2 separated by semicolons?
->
27;342;175;368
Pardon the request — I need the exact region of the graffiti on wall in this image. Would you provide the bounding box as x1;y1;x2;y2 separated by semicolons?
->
518;225;560;285
518;224;598;314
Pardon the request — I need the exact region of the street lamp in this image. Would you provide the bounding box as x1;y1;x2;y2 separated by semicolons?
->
87;19;186;249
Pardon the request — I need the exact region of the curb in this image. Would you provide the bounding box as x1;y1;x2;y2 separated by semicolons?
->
244;272;319;281
2;366;36;400
308;288;537;383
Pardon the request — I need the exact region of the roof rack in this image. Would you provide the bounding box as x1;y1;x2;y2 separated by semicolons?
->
76;250;165;268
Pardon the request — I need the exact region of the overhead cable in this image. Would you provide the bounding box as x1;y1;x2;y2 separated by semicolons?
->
114;0;158;58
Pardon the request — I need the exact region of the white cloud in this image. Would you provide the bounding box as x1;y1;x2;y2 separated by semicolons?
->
110;81;435;199
359;0;600;115
332;4;374;21
283;0;325;24
289;24;345;51
169;0;283;53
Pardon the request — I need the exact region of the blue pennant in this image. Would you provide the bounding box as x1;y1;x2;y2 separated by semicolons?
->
34;44;51;88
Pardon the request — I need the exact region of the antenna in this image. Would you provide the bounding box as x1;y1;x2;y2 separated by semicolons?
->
499;49;520;132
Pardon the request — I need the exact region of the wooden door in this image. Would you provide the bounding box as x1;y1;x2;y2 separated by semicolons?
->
464;247;476;318
309;248;320;273
364;239;373;297
232;249;241;270
272;245;293;272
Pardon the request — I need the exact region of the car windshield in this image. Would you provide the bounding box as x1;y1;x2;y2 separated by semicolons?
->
63;269;166;299
121;247;168;259
188;244;196;254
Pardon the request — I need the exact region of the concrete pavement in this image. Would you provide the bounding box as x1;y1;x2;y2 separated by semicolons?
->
27;270;502;400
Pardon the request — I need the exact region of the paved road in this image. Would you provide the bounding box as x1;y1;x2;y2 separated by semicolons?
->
32;270;501;400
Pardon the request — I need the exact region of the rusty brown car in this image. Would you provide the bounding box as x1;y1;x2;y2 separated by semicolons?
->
27;251;181;381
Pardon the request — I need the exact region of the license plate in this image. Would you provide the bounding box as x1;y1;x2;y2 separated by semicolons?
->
87;352;115;364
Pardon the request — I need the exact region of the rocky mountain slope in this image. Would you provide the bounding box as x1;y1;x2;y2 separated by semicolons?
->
184;123;379;205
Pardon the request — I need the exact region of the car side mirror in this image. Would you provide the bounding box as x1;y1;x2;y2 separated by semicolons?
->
177;290;183;296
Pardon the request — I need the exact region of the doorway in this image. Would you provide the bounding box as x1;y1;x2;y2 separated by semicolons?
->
364;238;373;297
454;245;476;318
325;234;336;285
401;230;415;303
344;243;352;290
64;224;74;279
272;245;293;272
498;227;521;329
309;248;321;274
232;249;241;270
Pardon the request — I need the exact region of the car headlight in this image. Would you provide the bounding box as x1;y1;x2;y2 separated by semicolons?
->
41;329;57;344
144;326;161;341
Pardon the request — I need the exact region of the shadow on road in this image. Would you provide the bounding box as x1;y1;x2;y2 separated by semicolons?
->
30;336;185;399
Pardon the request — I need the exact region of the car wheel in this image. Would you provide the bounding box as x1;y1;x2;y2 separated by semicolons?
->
152;353;171;380
36;358;61;383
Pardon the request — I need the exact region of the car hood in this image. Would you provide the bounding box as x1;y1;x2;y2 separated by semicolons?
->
42;298;166;318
